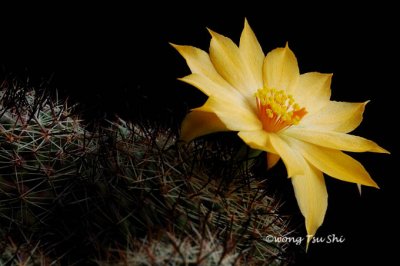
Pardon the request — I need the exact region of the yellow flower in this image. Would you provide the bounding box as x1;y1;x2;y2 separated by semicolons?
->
172;19;389;249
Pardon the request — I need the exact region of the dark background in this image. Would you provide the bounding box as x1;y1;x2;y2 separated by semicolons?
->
0;3;397;265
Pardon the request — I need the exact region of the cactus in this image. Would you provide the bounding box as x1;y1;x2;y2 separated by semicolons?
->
97;226;239;266
0;236;57;266
0;81;96;229
0;79;294;265
96;118;291;265
0;79;98;264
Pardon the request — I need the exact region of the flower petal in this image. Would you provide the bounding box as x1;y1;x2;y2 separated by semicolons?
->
172;44;245;97
181;111;229;142
208;29;257;100
179;73;244;103
300;101;368;133
269;134;306;177
293;72;332;114
291;164;327;250
171;44;217;78
239;19;264;90
285;127;389;153
262;43;299;94
237;130;275;152
196;97;262;132
290;138;379;187
267;153;281;169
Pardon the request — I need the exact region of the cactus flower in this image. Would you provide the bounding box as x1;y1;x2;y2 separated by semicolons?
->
172;19;389;248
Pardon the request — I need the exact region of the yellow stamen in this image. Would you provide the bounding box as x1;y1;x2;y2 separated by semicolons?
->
255;87;307;132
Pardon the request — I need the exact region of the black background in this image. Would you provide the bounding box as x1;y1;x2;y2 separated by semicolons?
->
0;3;397;265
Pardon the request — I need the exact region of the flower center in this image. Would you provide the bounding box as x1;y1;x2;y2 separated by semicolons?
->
255;87;307;132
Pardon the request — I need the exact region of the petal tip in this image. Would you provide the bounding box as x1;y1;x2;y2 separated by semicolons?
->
284;42;295;53
243;18;252;31
267;153;281;170
306;235;313;252
170;42;184;52
368;180;379;189
376;146;390;154
170;43;190;56
176;76;186;82
207;28;217;37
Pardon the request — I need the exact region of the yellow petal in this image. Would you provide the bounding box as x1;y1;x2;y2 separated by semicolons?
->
239;19;264;89
262;43;299;94
285;127;389;153
291;138;379;187
171;44;217;78
269;134;306;177
267;153;280;169
172;44;244;98
181;111;229;142
208;29;257;100
196;97;262;132
293;72;332;114
179;73;244;104
301;101;367;133
237;130;275;153
291;164;327;251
